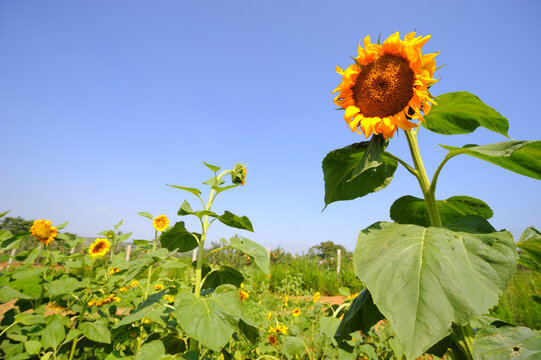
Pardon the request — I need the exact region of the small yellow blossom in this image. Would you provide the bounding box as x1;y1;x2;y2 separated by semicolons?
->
30;219;58;246
267;312;272;320
154;284;165;291
268;334;278;346
164;295;175;303
313;291;321;302
88;238;111;258
109;267;121;275
153;215;169;232
292;308;301;317
284;295;288;307
239;289;250;302
87;294;121;307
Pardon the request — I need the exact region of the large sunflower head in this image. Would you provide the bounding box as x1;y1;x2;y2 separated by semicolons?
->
333;32;439;139
88;238;111;258
30;219;58;246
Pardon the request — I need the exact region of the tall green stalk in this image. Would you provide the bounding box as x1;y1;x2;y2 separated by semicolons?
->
404;128;473;360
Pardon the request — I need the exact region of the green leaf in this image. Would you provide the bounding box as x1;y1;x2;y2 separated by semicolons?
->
281;336;307;357
114;306;153;329
41;314;65;350
218;211;254;232
114;220;123;231
472;325;541;359
334;289;384;342
134;340;166;360
56;221;69;230
79;320;111;344
0;286;32;302
203;176;225;187
0;229;13;242
15;312;45;326
517;227;541;266
177;200;194;216
354;221;517;359
0;210;10;218
159;221;198;252
320;316;341;338
349;134;388;181
229;236;270;275
175;285;241;351
167;185;202;196
423;91;509;137
12;264;44;280
444;215;497;234
390;195;493;227
45;277;88;297
442;141;541;180
24;340;41;355
238;316;259;343
202;266;244;290
204;162;221;173
322;142;398;207
138;212;154;220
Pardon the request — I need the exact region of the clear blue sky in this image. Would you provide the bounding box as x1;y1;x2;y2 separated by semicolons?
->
1;0;540;254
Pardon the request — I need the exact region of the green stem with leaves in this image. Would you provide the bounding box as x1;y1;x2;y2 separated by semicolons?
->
405;128;474;360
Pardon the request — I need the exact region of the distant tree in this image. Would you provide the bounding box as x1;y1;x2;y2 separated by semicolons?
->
0;216;33;234
308;241;348;260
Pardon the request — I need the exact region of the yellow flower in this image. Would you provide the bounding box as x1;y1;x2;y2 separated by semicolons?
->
268;334;278;346
153;215;169;232
87;294;120;307
313;292;321;302
109;267;121;275
267;311;272;320
154;284;164;291
278;323;288;334
88;238;111;258
239;289;250;302
333;32;438;139
30;220;58;246
284;295;288;307
164;295;175;303
292;308;301;317
130;280;139;288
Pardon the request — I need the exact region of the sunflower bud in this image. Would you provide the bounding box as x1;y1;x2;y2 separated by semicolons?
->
231;163;247;186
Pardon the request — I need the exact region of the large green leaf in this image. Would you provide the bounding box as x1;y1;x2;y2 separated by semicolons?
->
45;277;89;297
41;314;65;350
159;221;198;252
175;284;241;351
517;227;541;266
217;211;254;232
322;142;398;207
442;141;541;180
423;91;509;136
134;340;166;360
354;221;517;359
334;289;384;342
390;195;493;227
79;320;111;344
201;266;244;290
472;325;541;360
229;236;270;275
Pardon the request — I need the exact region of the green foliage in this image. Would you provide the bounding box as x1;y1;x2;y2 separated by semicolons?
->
472;324;541;359
322;141;398;206
423;91;509;136
390;195;493;227
353;220;517;359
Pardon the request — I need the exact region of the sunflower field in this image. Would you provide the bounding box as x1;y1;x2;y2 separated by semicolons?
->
2;31;541;360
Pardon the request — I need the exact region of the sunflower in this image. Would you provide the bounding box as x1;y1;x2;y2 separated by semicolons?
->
292;308;301;317
154;284;165;291
268;334;278;346
239;289;250;302
231;163;247;186
88;238;111;258
30;220;58;246
313;291;321;302
333;32;438;139
153;215;169;232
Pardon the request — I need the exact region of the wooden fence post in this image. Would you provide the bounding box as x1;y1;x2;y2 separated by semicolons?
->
337;249;341;276
6;248;16;270
125;245;131;262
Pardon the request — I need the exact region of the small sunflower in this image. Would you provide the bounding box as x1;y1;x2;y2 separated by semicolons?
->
88;238;111;258
268;334;278;346
333;32;438;139
231;163;247;185
292;308;301;317
30;219;58;245
154;284;165;291
109;267;121;275
313;291;321;302
239;289;250;302
153;215;169;232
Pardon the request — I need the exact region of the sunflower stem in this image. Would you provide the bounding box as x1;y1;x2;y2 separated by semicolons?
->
404;130;442;227
144;230;158;298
